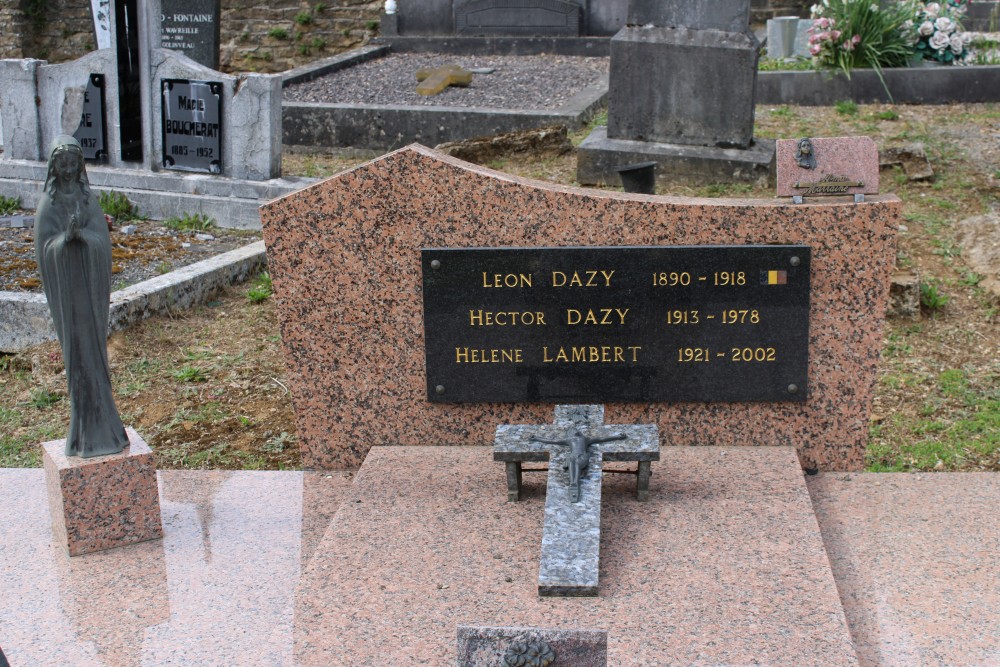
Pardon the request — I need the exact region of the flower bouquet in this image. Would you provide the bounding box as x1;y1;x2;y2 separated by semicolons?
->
905;1;972;64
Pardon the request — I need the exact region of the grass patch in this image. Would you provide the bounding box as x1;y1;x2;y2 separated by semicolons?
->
247;271;273;303
164;212;216;231
0;195;22;216
834;100;859;116
99;190;145;222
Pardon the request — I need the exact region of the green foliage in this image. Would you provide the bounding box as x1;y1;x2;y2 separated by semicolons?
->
365;20;379;31
27;387;61;409
164;212;216;231
99;190;144;222
768;105;796;118
294;11;313;25
21;0;49;30
874;109;899;121
919;280;949;312
247;271;273;303
758;57;814;71
263;431;295;453
173;365;208;382
834;99;859;116
0;195;21;216
268;27;289;40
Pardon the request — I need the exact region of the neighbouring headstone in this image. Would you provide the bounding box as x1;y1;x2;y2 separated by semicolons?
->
454;0;583;36
159;0;222;70
89;0;113;50
766;16;810;59
775;136;880;200
73;74;108;162
259;144;901;472
161;79;223;173
457;625;608;667
577;0;775;186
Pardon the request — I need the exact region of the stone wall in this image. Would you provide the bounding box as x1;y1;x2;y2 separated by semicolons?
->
0;0;383;72
0;0;809;70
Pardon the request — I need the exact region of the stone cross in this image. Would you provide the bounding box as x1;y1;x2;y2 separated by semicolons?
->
494;405;660;596
415;65;473;96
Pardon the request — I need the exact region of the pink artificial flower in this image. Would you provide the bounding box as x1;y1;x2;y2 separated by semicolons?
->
810;43;823;55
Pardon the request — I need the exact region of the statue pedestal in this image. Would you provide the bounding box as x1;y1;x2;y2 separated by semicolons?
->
43;428;163;556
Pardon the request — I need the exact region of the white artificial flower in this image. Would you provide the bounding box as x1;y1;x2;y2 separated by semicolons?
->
929;30;950;50
811;3;823;16
934;17;955;34
924;2;941;18
949;33;964;54
961;31;972;44
870;3;879;11
919;20;935;36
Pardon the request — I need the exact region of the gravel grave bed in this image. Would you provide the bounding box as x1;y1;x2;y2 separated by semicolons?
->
0;216;261;293
283;53;609;110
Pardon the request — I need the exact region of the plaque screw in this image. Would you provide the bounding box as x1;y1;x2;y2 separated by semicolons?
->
430;260;441;270
790;256;801;267
788;384;799;394
435;385;445;395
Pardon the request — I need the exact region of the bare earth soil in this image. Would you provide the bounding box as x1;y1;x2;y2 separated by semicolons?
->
1;102;997;472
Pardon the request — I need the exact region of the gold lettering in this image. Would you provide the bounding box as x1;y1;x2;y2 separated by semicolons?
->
482;272;533;288
455;347;524;363
468;310;547;326
551;270;615;287
564;308;629;325
540;345;641;363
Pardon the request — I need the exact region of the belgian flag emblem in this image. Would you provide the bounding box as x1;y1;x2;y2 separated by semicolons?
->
762;270;788;285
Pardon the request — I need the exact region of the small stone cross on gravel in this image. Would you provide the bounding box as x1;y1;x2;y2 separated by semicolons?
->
415;65;473;96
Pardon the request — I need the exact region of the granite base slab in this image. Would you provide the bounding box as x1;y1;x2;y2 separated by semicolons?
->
294;446;858;666
577;125;776;187
0;469;354;667
43;429;163;556
808;473;1000;667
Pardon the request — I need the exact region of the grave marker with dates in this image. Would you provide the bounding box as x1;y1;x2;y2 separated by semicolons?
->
161;79;223;174
422;245;810;404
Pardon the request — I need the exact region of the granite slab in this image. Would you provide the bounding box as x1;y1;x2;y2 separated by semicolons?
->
457;625;607;667
809;473;1000;667
0;469;353;667
43;429;163;556
294;446;858;666
260;144;901;472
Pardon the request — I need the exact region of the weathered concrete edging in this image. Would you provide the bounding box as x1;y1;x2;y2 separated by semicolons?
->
0;161;311;230
372;35;612;57
0;240;266;353
756;65;1000;105
281;45;391;86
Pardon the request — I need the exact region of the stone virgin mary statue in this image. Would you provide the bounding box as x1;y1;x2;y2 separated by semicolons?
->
35;135;129;457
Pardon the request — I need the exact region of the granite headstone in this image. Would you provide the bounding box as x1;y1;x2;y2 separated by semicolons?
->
160;0;222;70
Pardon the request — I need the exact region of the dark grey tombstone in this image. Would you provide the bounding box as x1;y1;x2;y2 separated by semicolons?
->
455;0;582;36
115;0;143;161
161;79;223;174
585;0;627;35
457;626;607;666
73;74;108;163
160;0;222;70
398;0;453;35
628;0;751;32
606;26;760;148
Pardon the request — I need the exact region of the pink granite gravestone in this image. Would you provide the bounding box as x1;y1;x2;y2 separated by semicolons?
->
776;136;880;198
44;428;163;556
260;144;900;472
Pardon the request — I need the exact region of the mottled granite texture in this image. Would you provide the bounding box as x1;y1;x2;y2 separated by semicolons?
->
457;625;607;667
260;145;900;472
776;136;880;197
0;469;353;666
294;446;858;666
43;429;163;556
809;473;1000;667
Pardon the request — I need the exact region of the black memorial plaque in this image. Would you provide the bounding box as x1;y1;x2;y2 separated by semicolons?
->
161;79;222;174
160;0;222;70
422;246;811;403
73;74;107;162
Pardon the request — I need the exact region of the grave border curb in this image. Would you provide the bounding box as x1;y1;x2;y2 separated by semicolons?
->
0;240;267;353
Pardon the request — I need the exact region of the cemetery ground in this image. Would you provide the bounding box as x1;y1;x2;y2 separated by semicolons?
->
0;102;997;474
